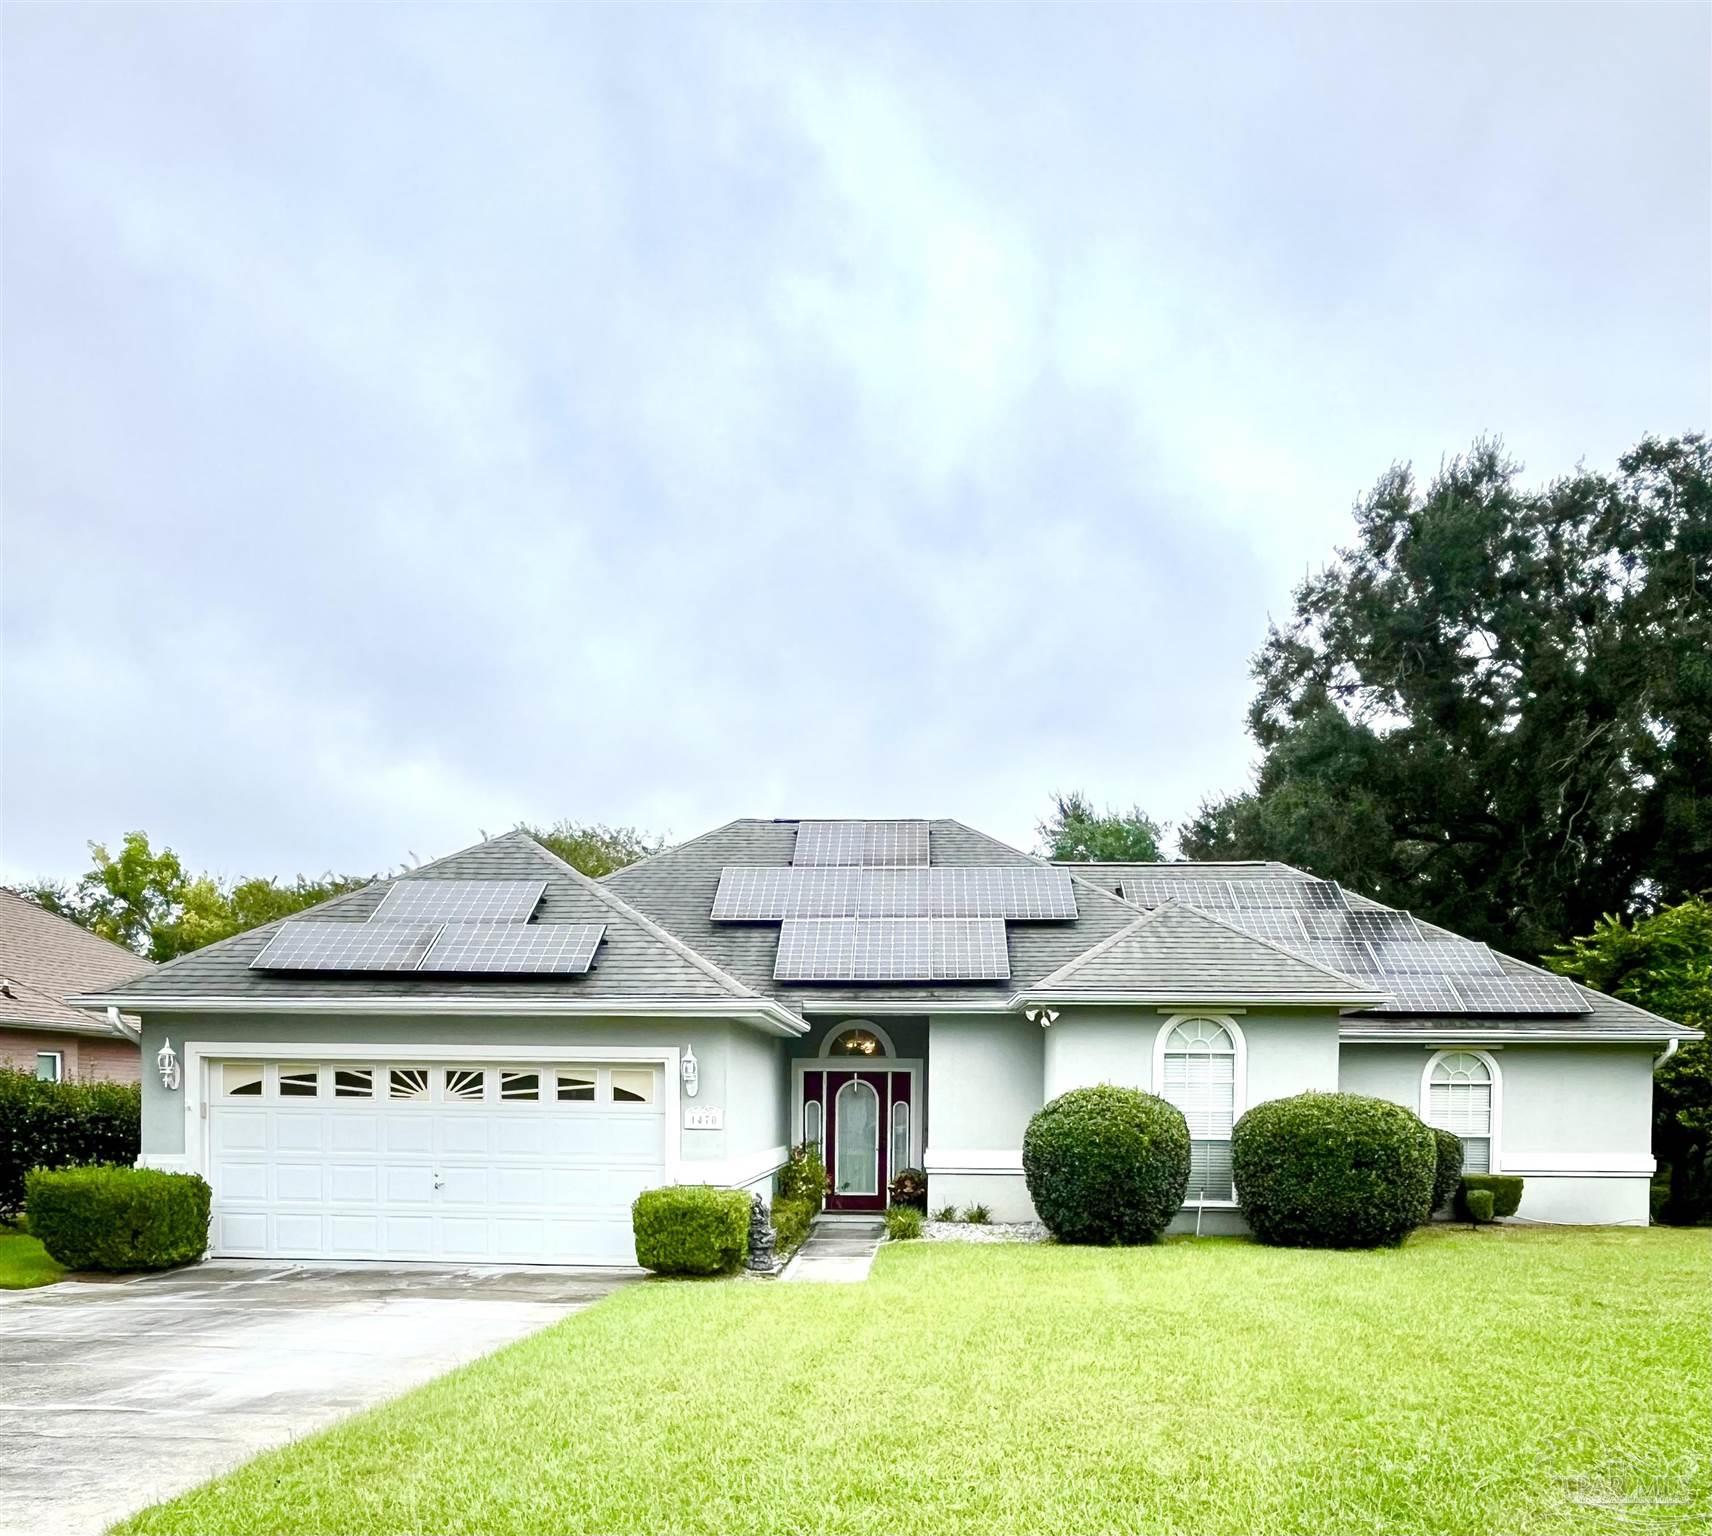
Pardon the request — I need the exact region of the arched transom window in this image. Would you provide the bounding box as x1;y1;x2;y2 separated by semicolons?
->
1425;1051;1495;1173
1160;1018;1238;1202
828;1028;885;1057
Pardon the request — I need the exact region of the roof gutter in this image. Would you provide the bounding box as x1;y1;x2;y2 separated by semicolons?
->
67;993;810;1039
795;990;1387;1015
106;1006;141;1043
1341;1025;1703;1046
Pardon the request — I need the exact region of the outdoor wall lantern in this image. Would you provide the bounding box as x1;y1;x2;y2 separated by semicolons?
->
156;1037;182;1091
681;1044;699;1098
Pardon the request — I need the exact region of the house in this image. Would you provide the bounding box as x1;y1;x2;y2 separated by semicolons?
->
1;888;151;1083
74;820;1700;1266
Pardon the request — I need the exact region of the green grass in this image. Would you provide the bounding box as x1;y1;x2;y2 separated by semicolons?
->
116;1227;1710;1536
0;1222;63;1288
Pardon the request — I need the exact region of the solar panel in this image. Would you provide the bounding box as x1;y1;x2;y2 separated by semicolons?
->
711;866;1077;921
1228;879;1347;911
1369;978;1467;1013
419;922;605;974
371;880;546;924
774;918;1009;981
1338;909;1422;943
252;921;445;972
1224;910;1311;946
1451;975;1592;1014
792;821;929;866
1302;939;1381;976
1371;939;1504;978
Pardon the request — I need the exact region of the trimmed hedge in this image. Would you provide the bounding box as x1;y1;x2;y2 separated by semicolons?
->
25;1165;209;1271
1430;1128;1465;1213
632;1186;749;1275
1232;1092;1436;1249
1464;1188;1495;1224
1022;1085;1190;1245
0;1069;141;1220
1456;1174;1524;1220
770;1142;826;1256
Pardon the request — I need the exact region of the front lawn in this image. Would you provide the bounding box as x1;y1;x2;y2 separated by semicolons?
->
118;1227;1709;1535
0;1222;63;1289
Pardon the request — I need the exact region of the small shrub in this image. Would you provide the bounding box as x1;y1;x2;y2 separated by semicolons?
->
776;1143;828;1213
1456;1174;1525;1220
1464;1188;1495;1224
963;1203;992;1225
25;1165;209;1271
884;1206;923;1241
632;1186;749;1275
888;1167;927;1211
1430;1128;1465;1213
0;1069;141;1219
930;1203;959;1223
1022;1084;1191;1245
770;1196;815;1255
1231;1092;1437;1250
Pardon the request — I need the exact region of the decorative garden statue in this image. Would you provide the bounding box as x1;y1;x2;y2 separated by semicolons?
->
746;1192;776;1271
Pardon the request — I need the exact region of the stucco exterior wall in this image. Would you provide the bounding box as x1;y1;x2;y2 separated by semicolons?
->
134;1011;787;1188
1338;1041;1657;1224
1;1026;139;1083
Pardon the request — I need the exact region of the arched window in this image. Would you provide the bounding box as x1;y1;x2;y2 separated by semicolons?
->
803;1095;823;1149
1158;1018;1240;1202
891;1098;910;1174
828;1028;885;1058
1424;1051;1497;1173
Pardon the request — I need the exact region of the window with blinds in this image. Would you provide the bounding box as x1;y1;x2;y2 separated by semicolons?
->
1161;1019;1237;1202
1426;1052;1493;1174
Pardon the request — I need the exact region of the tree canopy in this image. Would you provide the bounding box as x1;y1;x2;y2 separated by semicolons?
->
18;832;372;963
1036;792;1164;863
1549;898;1712;1224
1181;434;1711;959
521;821;665;877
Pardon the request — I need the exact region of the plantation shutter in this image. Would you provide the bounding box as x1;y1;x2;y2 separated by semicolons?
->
1427;1054;1494;1176
1162;1020;1237;1202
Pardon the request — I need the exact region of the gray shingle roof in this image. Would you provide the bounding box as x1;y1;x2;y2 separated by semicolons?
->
0;889;153;1036
1072;863;1699;1040
76;832;758;1008
603;819;1156;1009
1029;902;1386;1004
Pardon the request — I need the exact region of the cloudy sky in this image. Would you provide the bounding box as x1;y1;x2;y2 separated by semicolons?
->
3;4;1707;884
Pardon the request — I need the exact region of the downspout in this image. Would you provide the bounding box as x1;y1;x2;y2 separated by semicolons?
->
1654;1038;1679;1069
106;1006;140;1044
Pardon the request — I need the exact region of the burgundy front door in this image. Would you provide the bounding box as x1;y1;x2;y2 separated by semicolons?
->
824;1069;888;1213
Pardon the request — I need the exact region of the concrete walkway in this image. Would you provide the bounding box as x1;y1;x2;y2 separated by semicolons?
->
781;1219;884;1282
0;1261;635;1536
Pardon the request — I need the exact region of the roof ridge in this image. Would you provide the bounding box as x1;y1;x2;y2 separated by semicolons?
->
1031;903;1177;987
510;833;760;1001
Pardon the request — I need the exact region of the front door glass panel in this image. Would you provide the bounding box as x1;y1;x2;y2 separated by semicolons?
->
834;1079;879;1195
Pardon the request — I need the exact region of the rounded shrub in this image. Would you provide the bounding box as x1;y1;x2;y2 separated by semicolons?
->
1022;1085;1190;1245
1456;1174;1524;1220
1231;1092;1436;1249
632;1185;750;1275
1464;1188;1495;1224
25;1164;209;1271
1430;1127;1465;1213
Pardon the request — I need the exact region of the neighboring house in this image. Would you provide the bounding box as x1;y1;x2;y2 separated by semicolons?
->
0;888;151;1083
74;820;1700;1267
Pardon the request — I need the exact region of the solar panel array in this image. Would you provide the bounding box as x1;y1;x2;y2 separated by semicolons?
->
774;918;1010;982
793;821;929;867
418;922;605;974
371;880;547;924
251;921;447;972
1117;874;1589;1016
713;866;1077;921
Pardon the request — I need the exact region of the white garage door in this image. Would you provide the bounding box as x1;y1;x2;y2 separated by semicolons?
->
208;1060;665;1266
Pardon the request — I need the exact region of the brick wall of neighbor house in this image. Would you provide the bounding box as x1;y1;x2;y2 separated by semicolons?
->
0;1027;141;1083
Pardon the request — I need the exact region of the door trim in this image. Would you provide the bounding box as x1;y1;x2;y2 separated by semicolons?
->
791;1057;921;1171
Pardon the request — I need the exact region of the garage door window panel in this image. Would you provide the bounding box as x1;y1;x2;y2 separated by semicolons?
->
334;1067;375;1098
278;1065;320;1098
222;1064;264;1098
500;1070;541;1102
611;1069;655;1104
389;1068;430;1101
557;1069;596;1102
445;1068;488;1103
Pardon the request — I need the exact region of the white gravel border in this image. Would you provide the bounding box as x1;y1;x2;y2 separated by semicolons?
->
921;1221;1047;1244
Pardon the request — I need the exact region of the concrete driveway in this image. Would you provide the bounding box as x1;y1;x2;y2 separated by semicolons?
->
0;1261;637;1536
